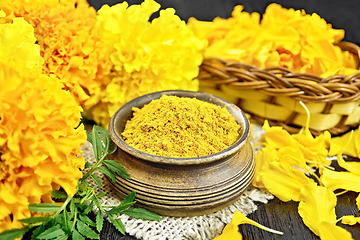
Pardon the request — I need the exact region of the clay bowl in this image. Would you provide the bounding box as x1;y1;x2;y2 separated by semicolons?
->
108;90;255;217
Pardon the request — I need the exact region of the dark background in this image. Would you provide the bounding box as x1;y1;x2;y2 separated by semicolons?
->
88;0;360;46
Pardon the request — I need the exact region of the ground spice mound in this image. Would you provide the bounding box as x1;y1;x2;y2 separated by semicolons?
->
122;95;241;158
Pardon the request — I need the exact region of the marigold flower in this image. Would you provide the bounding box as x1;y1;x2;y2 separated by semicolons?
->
0;0;111;110
0;17;86;233
188;3;360;77
85;0;206;128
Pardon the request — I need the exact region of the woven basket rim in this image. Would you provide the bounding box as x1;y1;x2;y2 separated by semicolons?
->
198;41;360;104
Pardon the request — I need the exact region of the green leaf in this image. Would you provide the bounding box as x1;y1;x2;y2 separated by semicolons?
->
78;214;96;227
92;125;105;161
51;190;68;200
86;131;93;145
103;160;130;179
32;224;45;239
61;210;71;234
70;198;76;218
121;208;162;221
18;216;52;225
108;215;125;235
83;200;95;215
84;161;93;169
90;174;102;188
92;125;109;161
82;180;90;187
29;203;61;214
97;127;110;151
0;227;29;240
36;224;66;239
96;191;107;199
96;210;104;232
106;201;136;215
106;191;136;215
93;197;103;211
96;125;110;138
76;221;99;239
98;165;116;183
107;141;117;155
122;191;136;204
72;229;86;240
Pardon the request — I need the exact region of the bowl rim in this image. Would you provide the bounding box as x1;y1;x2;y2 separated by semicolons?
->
108;90;251;165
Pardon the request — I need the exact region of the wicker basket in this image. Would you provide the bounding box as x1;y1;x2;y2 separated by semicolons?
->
198;42;360;136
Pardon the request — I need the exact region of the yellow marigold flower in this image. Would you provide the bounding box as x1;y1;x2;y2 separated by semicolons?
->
0;0;111;110
188;3;359;77
0;17;86;233
85;0;206;128
213;210;283;240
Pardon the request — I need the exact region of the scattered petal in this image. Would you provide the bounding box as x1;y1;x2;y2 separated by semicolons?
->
298;183;337;236
318;221;354;240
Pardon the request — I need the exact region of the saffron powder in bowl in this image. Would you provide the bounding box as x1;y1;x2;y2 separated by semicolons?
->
108;90;255;217
121;95;241;158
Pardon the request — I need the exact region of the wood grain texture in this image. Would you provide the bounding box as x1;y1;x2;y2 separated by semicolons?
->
97;192;360;240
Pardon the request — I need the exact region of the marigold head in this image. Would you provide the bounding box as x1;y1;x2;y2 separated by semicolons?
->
0;0;111;110
84;0;206;128
0;16;86;233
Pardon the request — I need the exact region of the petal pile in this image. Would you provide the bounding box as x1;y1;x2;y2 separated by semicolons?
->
251;112;360;239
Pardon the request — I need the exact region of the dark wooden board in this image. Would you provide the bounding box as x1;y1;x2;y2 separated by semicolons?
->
97;191;360;239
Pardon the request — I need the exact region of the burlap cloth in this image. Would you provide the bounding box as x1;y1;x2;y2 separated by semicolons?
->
82;124;273;240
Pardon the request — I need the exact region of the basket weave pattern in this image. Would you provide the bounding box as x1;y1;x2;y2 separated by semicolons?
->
198;42;360;135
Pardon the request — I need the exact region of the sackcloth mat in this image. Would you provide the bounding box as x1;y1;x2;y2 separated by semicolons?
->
81;124;273;240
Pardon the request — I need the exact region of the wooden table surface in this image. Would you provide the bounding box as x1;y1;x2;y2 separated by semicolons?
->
98;191;360;240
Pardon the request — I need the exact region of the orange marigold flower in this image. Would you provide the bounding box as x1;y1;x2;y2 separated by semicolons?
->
84;0;206;128
0;16;86;233
0;0;111;110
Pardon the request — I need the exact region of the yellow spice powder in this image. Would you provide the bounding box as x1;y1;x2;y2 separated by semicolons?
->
121;95;240;158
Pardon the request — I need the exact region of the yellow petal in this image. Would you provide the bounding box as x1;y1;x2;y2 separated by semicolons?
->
336;151;360;175
252;147;278;189
213;219;243;240
261;161;314;202
213;211;283;239
278;146;310;173
318;221;354;240
357;194;360;210
321;168;360;192
329;129;358;157
261;120;300;150
298;183;337;236
341;215;360;226
333;131;360;175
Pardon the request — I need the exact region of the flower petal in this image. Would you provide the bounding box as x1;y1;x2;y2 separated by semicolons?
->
298;183;337;236
318;221;354;240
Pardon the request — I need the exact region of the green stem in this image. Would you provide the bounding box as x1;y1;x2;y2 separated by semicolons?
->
71;207;78;231
81;154;107;182
53;196;72;219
